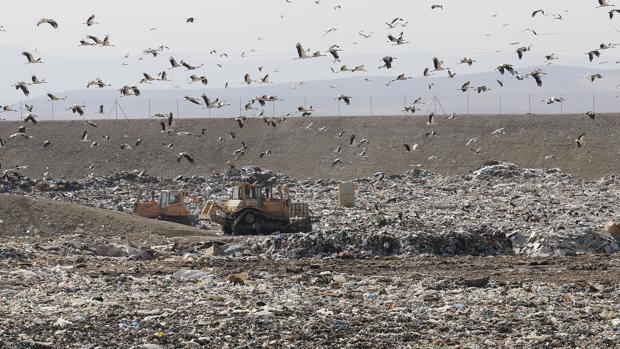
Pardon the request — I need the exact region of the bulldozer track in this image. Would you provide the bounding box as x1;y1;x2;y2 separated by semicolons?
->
228;208;291;235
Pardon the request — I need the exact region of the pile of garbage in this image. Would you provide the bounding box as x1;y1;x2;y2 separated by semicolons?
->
260;225;514;259
2;162;620;258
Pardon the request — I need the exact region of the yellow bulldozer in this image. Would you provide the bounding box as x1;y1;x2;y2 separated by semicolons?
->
133;189;196;225
199;182;312;235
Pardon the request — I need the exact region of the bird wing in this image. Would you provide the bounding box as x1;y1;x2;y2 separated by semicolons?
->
296;43;305;58
22;51;33;61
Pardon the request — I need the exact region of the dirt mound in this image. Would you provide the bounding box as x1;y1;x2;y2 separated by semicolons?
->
0;194;219;239
1;114;619;180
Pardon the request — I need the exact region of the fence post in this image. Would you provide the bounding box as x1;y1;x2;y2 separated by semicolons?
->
466;93;470;115
499;94;502;115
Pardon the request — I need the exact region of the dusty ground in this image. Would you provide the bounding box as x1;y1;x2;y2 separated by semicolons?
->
0;194;221;241
1;114;619;180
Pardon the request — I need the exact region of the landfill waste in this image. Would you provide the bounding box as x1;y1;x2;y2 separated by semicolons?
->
0;239;618;348
1;162;618;258
1;163;619;347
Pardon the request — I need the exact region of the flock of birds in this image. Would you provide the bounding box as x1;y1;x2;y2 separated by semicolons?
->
0;0;617;173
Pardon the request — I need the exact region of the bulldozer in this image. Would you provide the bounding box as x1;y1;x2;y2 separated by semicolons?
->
199;182;312;235
133;189;196;225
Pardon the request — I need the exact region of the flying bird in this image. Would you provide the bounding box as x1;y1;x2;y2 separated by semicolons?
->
14;82;30;96
22;51;42;64
379;56;396;69
575;133;586;148
47;93;66;101
84;15;98;26
24;113;38;124
36;18;58;28
177;152;195;163
336;95;352;105
66;105;85;116
387;73;412;86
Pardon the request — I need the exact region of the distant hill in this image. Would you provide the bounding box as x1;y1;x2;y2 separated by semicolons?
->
6;65;620;120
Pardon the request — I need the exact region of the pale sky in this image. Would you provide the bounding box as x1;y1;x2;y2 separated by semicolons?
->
1;0;619;104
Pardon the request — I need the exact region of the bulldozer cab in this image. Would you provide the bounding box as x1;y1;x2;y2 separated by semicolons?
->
134;189;190;220
227;182;289;217
160;190;182;209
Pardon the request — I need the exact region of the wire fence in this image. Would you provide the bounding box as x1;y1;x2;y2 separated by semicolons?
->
2;92;616;121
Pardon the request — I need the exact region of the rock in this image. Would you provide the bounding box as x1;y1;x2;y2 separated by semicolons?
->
173;269;209;281
139;345;162;349
228;272;250;285
223;243;248;255
89;244;127;257
605;221;620;240
332;274;346;285
53;318;72;329
205;245;223;257
462;276;489;288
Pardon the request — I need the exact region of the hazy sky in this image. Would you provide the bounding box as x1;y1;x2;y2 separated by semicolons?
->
1;0;619;104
